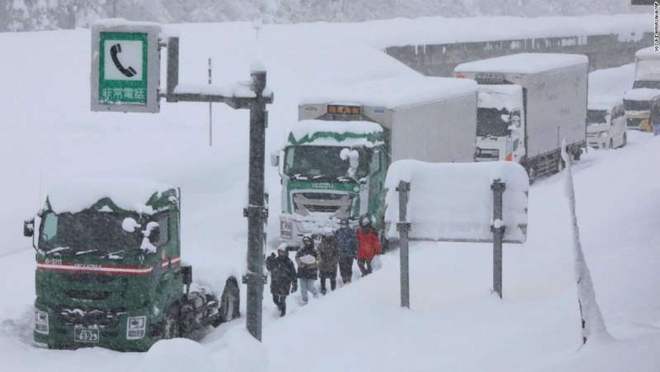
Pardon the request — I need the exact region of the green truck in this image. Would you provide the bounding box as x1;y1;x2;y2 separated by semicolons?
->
24;180;240;351
271;76;478;247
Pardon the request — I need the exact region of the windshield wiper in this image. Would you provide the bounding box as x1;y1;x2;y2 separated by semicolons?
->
75;249;99;256
45;247;71;255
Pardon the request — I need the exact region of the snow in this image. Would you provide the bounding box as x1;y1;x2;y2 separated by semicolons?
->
174;82;257;99
142;338;216;372
635;46;660;59
299;75;478;109
478;84;523;110
44;177;176;214
92;18;161;29
288;120;384;147
588;95;622;111
1;14;660;372
623;88;660;101
384;160;529;243
455;53;588;74
588;63;635;100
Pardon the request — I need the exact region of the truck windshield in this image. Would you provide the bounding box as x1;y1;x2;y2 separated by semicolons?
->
624;99;650;111
477;108;511;137
587;110;608;124
283;146;371;178
39;211;141;254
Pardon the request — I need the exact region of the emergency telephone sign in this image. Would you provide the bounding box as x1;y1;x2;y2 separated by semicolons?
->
91;21;161;113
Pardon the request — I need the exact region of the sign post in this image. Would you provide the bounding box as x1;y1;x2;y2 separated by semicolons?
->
91;22;161;113
90;21;274;342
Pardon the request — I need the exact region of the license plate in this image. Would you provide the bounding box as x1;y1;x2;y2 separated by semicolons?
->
74;326;100;343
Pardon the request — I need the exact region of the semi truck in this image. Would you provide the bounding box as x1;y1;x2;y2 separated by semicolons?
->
624;47;660;132
454;53;588;181
23;179;240;351
271;75;478;247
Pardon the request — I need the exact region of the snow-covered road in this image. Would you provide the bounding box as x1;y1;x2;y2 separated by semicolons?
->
0;17;659;372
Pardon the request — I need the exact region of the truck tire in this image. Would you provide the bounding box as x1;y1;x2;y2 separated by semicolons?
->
609;139;614;149
163;304;181;339
622;133;627;148
220;277;240;323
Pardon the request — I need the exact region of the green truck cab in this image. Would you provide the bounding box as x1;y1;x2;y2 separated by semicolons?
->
24;180;240;351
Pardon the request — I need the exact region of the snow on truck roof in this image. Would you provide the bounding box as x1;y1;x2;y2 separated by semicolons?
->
299;76;477;109
44;177;177;214
623;88;660;102
477;85;523;110
288;120;384;147
635;47;660;60
454;53;588;74
588;95;622;111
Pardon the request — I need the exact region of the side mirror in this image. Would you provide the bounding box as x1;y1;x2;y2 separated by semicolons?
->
270;152;280;167
24;219;34;238
148;225;161;245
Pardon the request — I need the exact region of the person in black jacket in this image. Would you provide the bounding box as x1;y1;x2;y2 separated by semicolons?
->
295;234;319;305
266;246;297;317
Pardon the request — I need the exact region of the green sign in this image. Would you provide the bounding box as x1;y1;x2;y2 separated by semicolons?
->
91;21;160;113
98;32;149;105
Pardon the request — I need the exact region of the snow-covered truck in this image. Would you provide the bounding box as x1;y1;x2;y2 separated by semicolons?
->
624;47;660;132
23;179;240;351
271;75;478;247
454;53;588;180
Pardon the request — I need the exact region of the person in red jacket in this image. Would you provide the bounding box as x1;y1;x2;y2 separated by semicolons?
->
357;215;382;276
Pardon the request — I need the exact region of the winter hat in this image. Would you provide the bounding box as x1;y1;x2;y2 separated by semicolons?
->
360;215;371;226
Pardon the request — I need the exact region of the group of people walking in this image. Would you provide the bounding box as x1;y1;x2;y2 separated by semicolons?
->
265;216;383;317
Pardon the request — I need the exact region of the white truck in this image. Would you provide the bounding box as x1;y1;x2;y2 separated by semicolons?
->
272;75;478;247
624;47;660;132
454;53;589;180
587;95;627;149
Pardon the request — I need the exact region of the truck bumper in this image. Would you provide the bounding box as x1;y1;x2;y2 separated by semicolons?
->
34;300;159;352
587;135;608;149
278;213;341;247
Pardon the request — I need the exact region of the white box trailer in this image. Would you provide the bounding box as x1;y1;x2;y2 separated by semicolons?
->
455;53;589;180
298;76;478;163
274;75;478;246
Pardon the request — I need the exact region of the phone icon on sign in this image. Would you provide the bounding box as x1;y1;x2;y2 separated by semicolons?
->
110;43;137;78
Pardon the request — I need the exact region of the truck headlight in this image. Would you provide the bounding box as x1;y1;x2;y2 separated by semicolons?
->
35;310;49;335
280;220;293;238
126;316;146;340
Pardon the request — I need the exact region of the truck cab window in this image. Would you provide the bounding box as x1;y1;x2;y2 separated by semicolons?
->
155;214;169;246
42;213;58;241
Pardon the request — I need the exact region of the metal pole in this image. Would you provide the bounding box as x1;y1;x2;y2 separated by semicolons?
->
208;58;213;147
244;71;268;341
396;181;411;309
491;179;506;299
166;37;179;102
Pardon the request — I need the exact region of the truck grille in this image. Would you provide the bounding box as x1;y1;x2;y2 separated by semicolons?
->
64;274;116;284
65;289;111;300
55;306;126;327
292;192;353;218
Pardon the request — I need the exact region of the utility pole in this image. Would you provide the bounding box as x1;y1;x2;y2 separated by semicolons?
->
163;37;272;341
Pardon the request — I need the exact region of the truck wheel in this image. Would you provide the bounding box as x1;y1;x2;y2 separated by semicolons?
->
609;139;614;149
622;133;627;147
220;277;240;322
163;304;181;339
